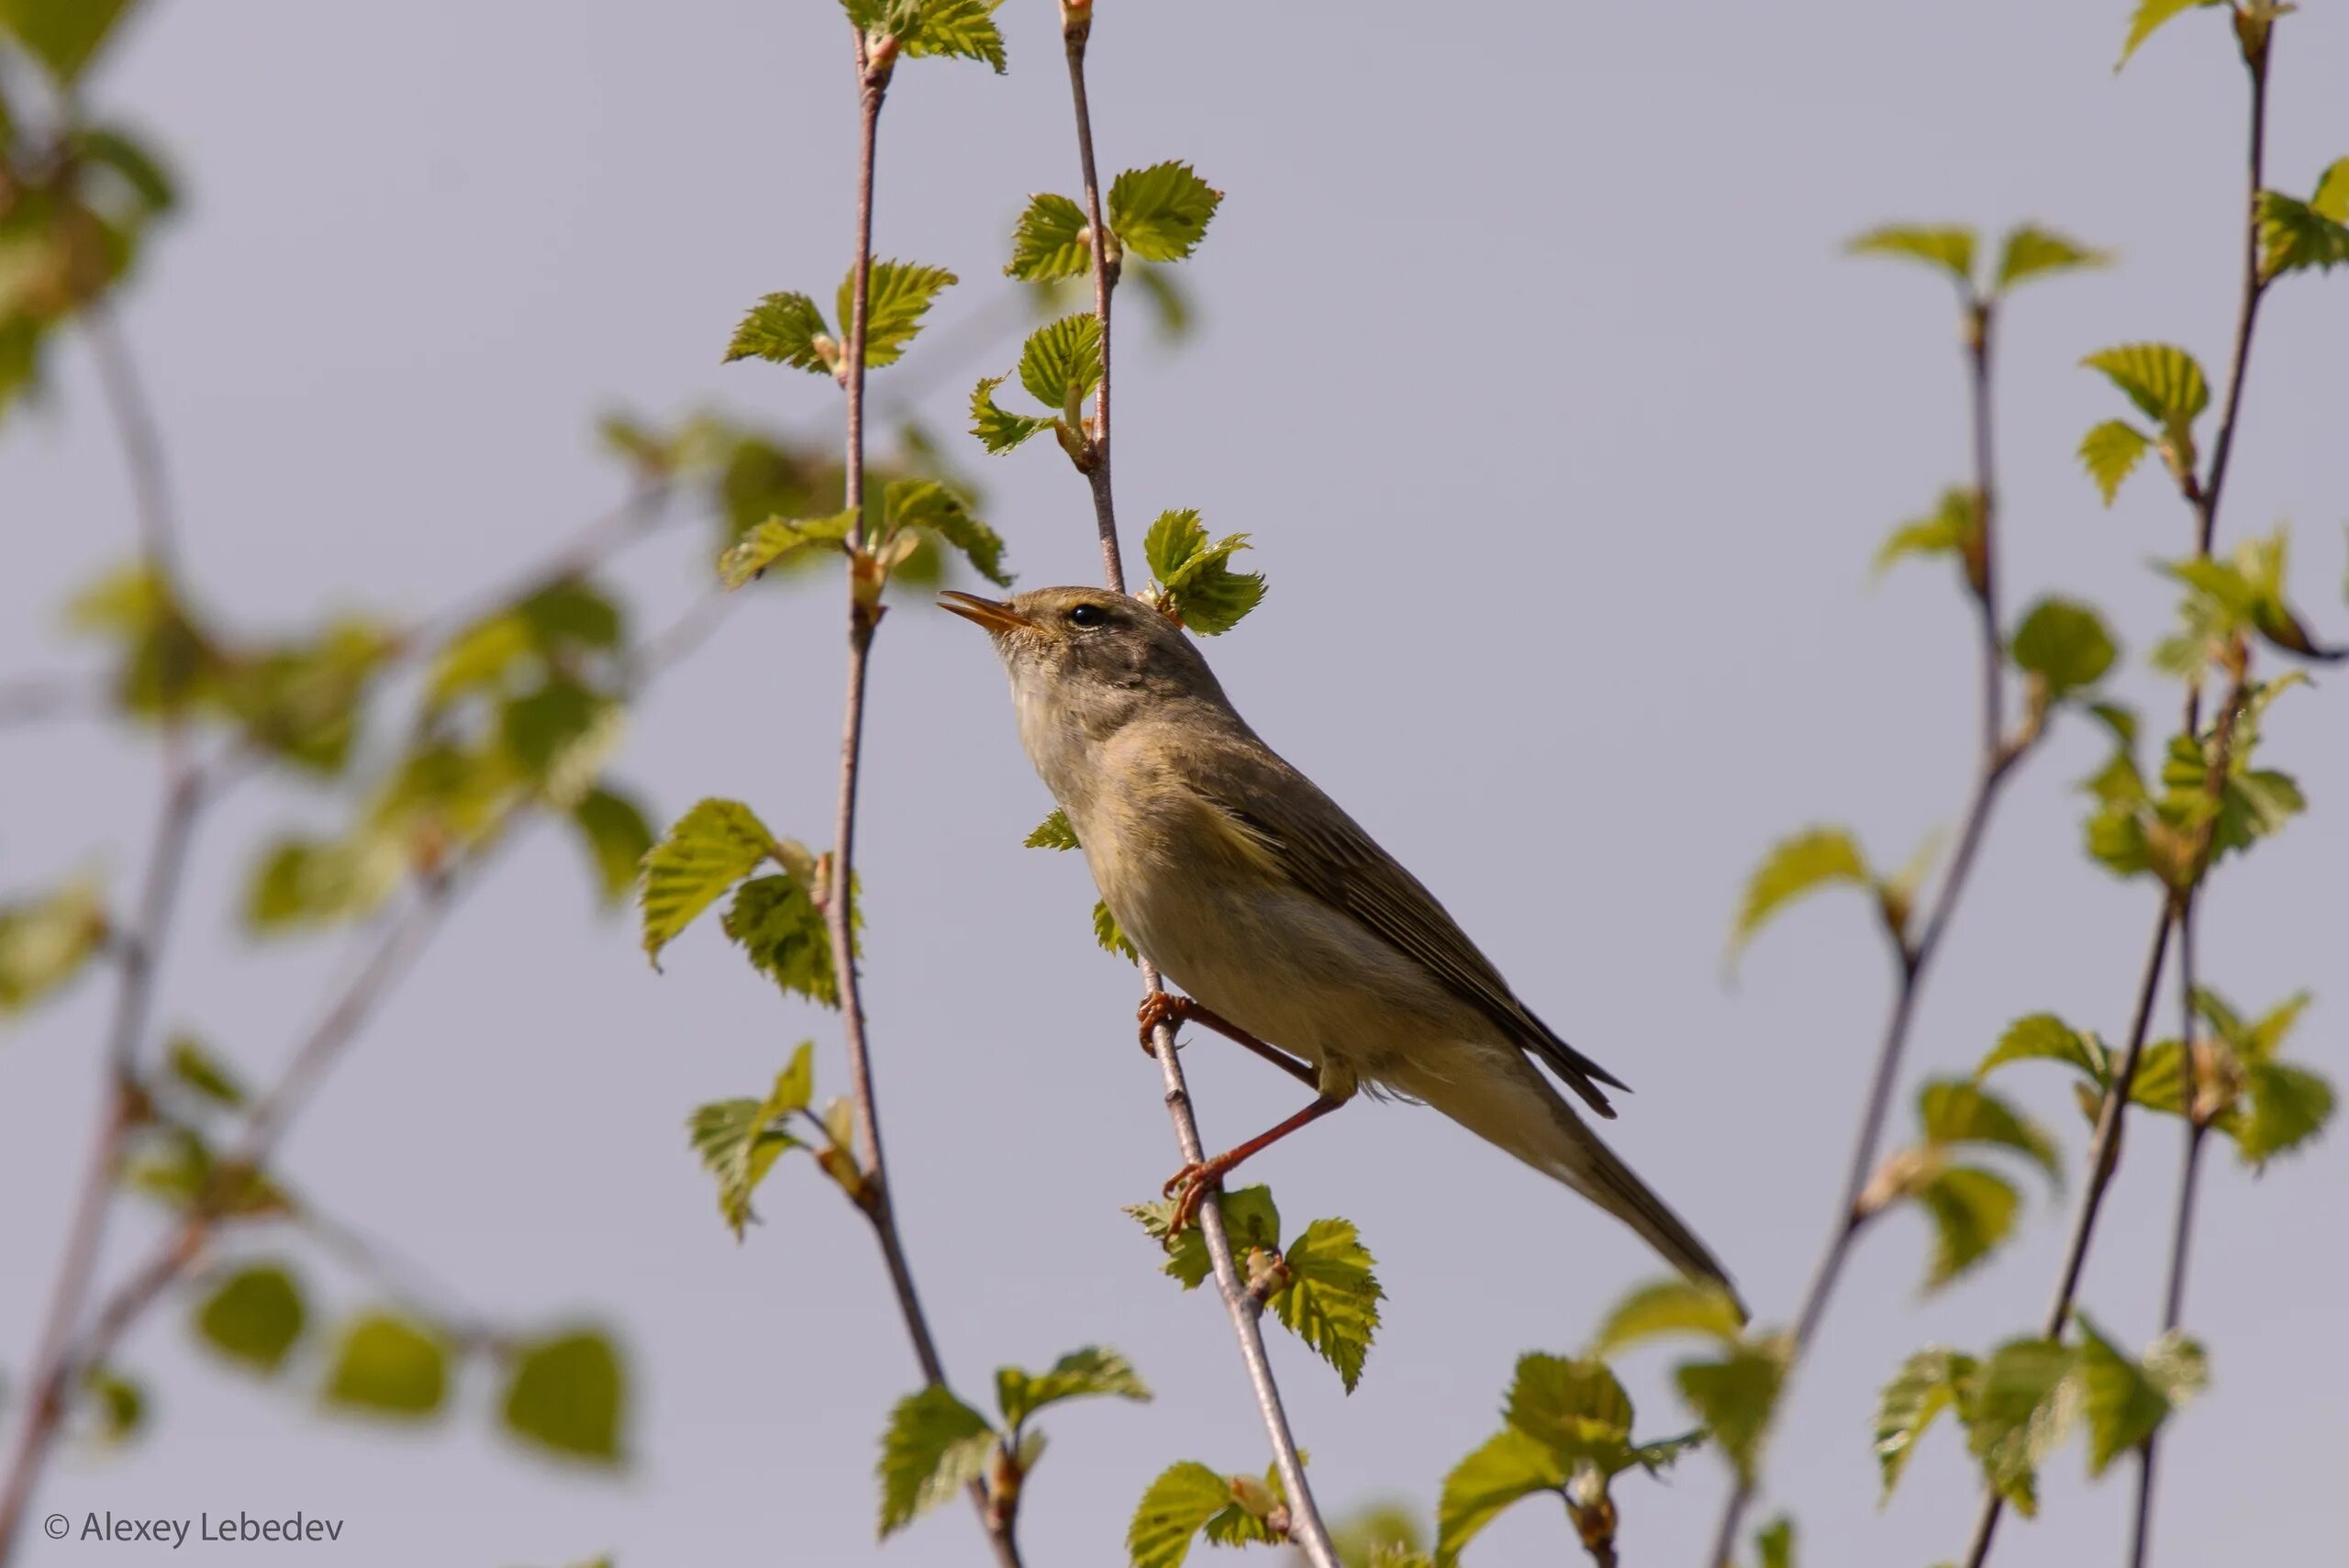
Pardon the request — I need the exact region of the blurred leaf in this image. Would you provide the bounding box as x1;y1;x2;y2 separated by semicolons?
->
1727;828;1870;966
1978;1014;2109;1086
1330;1500;1429;1568
885;479;1011;587
0;0;142;82
969;374;1054;454
1875;1348;1976;1499
2232;1062;2334;1166
1018;312;1103;412
841;260;956;369
75;125;177;216
639;799;783;967
2118;0;2225;66
1130;262;1196;342
0;876;106;1016
1434;1429;1563;1568
81;1363;147;1443
1269;1218;1383;1393
1847;225;1976;287
1964;1338;2076;1516
1918;1080;2060;1184
1143;509;1265;635
1995;225;2109;292
719;511;853;588
878;1385;996;1536
2079;420;2153;506
193;1262;306;1374
322;1313;448;1418
995;1346;1151;1429
1590;1277;1745;1355
2075;1318;2203;1475
1913;1165;2021;1290
725;292;834;373
723;873;842;1007
501;680;621;807
1753;1516;1797;1568
2083;342;2208;429
1873;488;1978;577
165;1034;247;1109
502;1329;627;1463
2256;183;2349;281
1129;1461;1236;1568
1008;192;1090;281
568;787;654;906
1026;808;1079;851
2010;597;2117;697
1675;1340;1787;1486
1108;161;1222;262
1093;898;1139;963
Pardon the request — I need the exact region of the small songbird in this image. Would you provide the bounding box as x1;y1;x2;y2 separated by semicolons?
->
941;584;1739;1301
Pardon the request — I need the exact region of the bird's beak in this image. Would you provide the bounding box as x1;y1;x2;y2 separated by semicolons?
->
937;591;1032;633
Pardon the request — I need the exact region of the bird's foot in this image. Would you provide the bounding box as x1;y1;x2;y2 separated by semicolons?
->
1137;990;1198;1057
1162;1151;1241;1232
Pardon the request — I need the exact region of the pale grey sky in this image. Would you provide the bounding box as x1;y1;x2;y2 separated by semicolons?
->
4;3;2345;1566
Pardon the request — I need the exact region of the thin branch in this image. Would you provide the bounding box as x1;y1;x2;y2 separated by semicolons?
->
1057;7;1335;1563
1706;286;2031;1562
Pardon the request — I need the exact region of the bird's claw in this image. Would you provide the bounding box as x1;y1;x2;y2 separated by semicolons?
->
1137;990;1194;1058
1162;1153;1233;1233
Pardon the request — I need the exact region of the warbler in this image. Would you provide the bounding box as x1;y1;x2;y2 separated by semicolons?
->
941;584;1738;1301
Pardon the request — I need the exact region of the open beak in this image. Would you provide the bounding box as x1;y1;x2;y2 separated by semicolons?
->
937;591;1032;633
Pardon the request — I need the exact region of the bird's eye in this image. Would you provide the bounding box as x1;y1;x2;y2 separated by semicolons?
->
1067;604;1109;629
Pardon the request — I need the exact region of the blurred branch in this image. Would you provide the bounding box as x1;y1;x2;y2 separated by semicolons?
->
84;302;180;581
1058;6;1337;1564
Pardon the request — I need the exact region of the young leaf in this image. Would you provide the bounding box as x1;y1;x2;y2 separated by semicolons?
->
1674;1340;1787;1486
2255;185;2349;281
1008;192;1091;281
1107;161;1223;262
1503;1354;1634;1462
569;787;655;906
2079;420;2153;506
2075;1318;2203;1475
1753;1516;1797;1568
82;1364;147;1443
725;292;836;373
723;873;841;1007
878;1385;997;1536
2010;597;2117;698
1964;1338;2076;1516
502;1329;627;1463
1094;898;1140;963
969;375;1054;454
1025;808;1080;850
2118;0;2226;68
995;1346;1151;1429
840;260;957;369
886;479;1012;587
1130;1461;1238;1568
1994;225;2109;292
1913;1165;2021;1289
2232;1062;2335;1166
1434;1428;1564;1568
640;799;783;966
1977;1014;2109;1086
0;876;108;1016
1918;1080;2061;1185
1875;1347;1976;1499
2082;343;2209;429
322;1313;449;1418
718;512;855;588
1873;488;1978;577
1268;1217;1383;1393
1018;313;1104;412
1128;1184;1280;1289
899;0;1007;72
1589;1277;1746;1355
688;1042;816;1237
1846;225;1976;288
193;1262;306;1374
1143;509;1267;636
1727;828;1870;966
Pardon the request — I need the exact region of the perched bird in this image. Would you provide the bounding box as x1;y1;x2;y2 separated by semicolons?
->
941;584;1739;1301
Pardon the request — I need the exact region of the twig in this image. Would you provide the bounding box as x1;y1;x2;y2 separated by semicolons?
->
1057;7;1336;1564
1706;285;2032;1563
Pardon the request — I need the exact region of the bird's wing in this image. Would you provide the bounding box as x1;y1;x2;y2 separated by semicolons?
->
1178;731;1626;1118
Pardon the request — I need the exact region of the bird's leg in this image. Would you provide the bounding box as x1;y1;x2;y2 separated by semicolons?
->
1136;990;1318;1089
1163;1094;1348;1232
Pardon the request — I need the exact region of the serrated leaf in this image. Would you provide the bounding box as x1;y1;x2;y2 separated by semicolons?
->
1502;1352;1638;1469
2119;0;2225;67
900;0;1007;71
1590;1277;1746;1355
723;873;843;1007
1675;1340;1787;1486
569;787;655;906
1008;192;1090;281
322;1313;448;1418
2232;1062;2334;1165
2083;342;2209;428
1129;1184;1279;1289
1913;1165;2021;1290
1025;808;1079;851
719;511;855;588
886;479;1011;587
688;1041;816;1237
1995;225;2109;292
2256;188;2349;281
1977;1014;2109;1086
1727;828;1870;965
1847;225;1976;286
1876;1348;1976;1499
1269;1218;1383;1393
2011;597;2118;697
193;1263;306;1374
640;799;783;966
2079;420;2153;506
995;1346;1151;1429
1964;1338;2076;1516
1434;1427;1563;1568
1873;488;1978;576
1129;1461;1236;1568
1094;898;1139;963
878;1385;996;1536
841;260;957;370
969;375;1055;454
1108;161;1223;262
1143;509;1266;636
725;292;835;373
1918;1080;2061;1185
0;876;107;1016
1018;312;1103;412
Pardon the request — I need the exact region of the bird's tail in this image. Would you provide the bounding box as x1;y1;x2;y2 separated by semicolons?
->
1423;1051;1745;1318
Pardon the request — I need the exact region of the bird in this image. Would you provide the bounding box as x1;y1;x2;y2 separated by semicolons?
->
940;584;1739;1302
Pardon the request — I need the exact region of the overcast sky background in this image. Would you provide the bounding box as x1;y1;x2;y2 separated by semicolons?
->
5;2;2345;1565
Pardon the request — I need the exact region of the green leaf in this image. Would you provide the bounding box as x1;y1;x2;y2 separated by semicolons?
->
1590;1277;1746;1355
723;873;841;1007
1269;1217;1384;1393
2232;1062;2334;1166
1873;488;1978;576
969;375;1054;454
1143;509;1267;636
1995;225;2110;293
1847;225;1976;287
688;1042;816;1237
1977;1014;2109;1086
76;125;177;215
1675;1340;1787;1486
2119;0;2225;67
899;0;1007;71
1964;1338;2076;1516
640;799;783;967
165;1034;248;1109
2083;342;2209;428
502;1329;626;1463
500;680;621;806
1008;192;1091;282
724;292;836;373
1753;1517;1796;1568
1727;828;1870;965
322;1313;449;1418
2256;187;2349;281
719;511;854;588
0;876;107;1016
2314;158;2349;225
1875;1348;1977;1500
995;1346;1151;1429
1918;1080;2061;1184
1128;1184;1280;1289
82;1364;147;1443
886;479;1011;587
568;787;655;906
879;1385;998;1536
1108;161;1223;262
0;0;141;82
1330;1502;1431;1568
1434;1428;1564;1568
1502;1353;1635;1464
1094;898;1139;963
2011;597;2117;698
1913;1166;2021;1290
1129;1461;1236;1568
1018;312;1103;412
2074;1318;2201;1475
1025;808;1080;851
193;1263;306;1374
841;260;957;370
2079;420;2154;507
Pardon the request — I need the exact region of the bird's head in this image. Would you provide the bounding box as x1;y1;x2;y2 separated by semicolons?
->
938;584;1227;734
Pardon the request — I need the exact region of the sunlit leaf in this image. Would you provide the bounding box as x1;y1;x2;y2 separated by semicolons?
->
1025;808;1079;851
969;375;1055;454
885;479;1011;587
1675;1340;1787;1486
2232;1062;2334;1166
878;1385;996;1536
841;260;957;369
2010;597;2118;697
2079;420;2153;506
1995;225;2109;292
1977;1014;2109;1086
1727;828;1870;966
1964;1338;2076;1516
2083;342;2208;428
322;1313;449;1418
501;1329;627;1463
1018;312;1104;412
1108;161;1222;262
1590;1277;1745;1355
1129;1461;1236;1568
1008;192;1091;282
719;511;854;588
1873;488;1978;577
1143;509;1266;635
1847;225;1976;287
1913;1165;2021;1290
1435;1428;1562;1567
1268;1217;1383;1393
724;292;835;373
640;799;784;966
899;0;1007;71
1875;1347;1976;1499
995;1346;1151;1429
